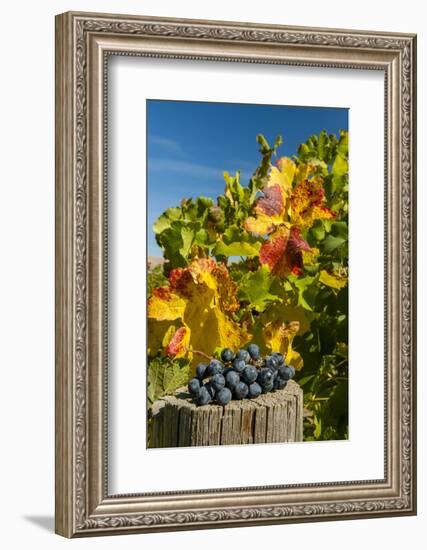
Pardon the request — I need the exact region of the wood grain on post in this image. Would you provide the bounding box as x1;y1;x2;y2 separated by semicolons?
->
150;380;303;448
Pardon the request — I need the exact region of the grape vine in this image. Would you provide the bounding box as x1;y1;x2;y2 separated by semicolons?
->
148;130;349;441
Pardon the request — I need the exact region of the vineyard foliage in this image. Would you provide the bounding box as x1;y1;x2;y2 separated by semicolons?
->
148;130;349;441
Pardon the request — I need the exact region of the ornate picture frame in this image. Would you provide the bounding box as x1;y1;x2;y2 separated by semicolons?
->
55;11;417;537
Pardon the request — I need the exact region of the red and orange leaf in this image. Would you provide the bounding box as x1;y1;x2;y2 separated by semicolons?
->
256;184;285;218
168;267;194;298
259;227;290;277
286;227;311;276
165;326;190;358
290;176;336;229
259;227;310;277
245;157;295;235
211;263;240;313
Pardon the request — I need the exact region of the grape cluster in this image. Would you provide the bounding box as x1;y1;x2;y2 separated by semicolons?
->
187;345;296;406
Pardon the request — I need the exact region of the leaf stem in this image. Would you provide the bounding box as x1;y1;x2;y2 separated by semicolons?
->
184;347;214;362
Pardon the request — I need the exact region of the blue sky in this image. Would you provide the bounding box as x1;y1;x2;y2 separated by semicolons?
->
147;100;348;256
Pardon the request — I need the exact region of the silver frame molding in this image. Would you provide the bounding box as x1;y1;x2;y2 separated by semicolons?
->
55;11;417;538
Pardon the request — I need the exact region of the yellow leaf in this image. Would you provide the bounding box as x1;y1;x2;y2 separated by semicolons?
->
272;157;296;193
148;287;186;321
285;347;304;371
184;304;246;370
295;162;315;183
148;259;249;366
302;247;320;265
290;176;336;229
244;215;275;235
319;269;348;289
262;319;303;370
295;160;327;183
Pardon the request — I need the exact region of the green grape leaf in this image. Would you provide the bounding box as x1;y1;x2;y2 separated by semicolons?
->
152;207;182;234
180;225;195;258
156;225;187;267
196;196;214;214
337;130;349;157
332;154;348;177
310;220;325;241
322;235;347;254
212;225;261;258
193;228;214;248
289;274;317;311
213;240;261;258
318;130;329;161
331;221;348;239
147;356;190;406
238;266;280;311
224;171;244;205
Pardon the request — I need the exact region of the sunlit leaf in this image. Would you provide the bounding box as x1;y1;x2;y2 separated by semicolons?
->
238;265;280;311
244;157;295;235
224;171;244;205
165;326;191;358
262;319;303;370
148;259;249;366
212;225;262;258
152;207;181;234
290;176;336;229
302;247;319;266
332;154;348;177
259;227;310;277
148;287;186;321
319;269;348;289
213;240;261;257
272;157;296;193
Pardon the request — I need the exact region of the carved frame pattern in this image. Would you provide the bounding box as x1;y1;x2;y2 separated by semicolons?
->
55;11;416;537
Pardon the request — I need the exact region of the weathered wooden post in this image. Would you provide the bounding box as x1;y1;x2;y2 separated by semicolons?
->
150;380;303;448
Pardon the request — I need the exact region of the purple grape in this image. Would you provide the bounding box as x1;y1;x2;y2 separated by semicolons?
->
211;373;226;391
217;387;232;406
197;386;212;405
221;348;235;363
225;370;240;389
248;382;262;398
232;358;246;373
234;381;249;400
242;365;258;384
196;363;208;380
188;377;201;396
236;349;251;363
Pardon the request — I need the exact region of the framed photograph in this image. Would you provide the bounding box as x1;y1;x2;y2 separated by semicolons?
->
55;11;417;537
